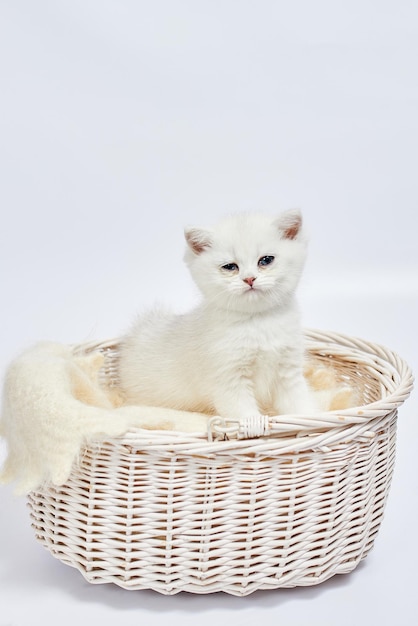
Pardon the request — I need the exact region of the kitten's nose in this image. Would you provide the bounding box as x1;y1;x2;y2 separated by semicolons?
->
243;277;256;287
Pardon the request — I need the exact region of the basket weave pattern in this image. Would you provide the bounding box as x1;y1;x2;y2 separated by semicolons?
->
28;330;413;595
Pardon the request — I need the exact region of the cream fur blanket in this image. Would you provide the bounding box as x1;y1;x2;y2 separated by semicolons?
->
0;342;352;495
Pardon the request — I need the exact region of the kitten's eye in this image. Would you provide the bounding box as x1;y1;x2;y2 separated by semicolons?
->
221;262;239;272
258;255;275;267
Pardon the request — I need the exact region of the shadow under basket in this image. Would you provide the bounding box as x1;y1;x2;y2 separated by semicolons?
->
27;330;413;596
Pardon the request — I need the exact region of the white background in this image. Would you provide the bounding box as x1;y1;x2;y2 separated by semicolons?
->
0;1;417;624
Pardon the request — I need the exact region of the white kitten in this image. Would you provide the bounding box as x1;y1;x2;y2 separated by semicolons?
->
118;210;316;419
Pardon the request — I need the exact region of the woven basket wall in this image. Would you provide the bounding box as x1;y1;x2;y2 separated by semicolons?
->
28;330;413;596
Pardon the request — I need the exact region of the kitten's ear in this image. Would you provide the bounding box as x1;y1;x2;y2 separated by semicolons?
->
275;209;302;240
184;227;213;255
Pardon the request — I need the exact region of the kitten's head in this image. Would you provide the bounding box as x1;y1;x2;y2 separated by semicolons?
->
184;210;307;314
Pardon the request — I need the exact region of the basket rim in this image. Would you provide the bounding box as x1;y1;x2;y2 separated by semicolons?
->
74;328;413;451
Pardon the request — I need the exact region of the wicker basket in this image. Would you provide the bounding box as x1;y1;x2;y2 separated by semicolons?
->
28;329;413;596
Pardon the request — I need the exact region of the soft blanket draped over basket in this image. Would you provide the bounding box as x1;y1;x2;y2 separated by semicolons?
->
0;342;210;493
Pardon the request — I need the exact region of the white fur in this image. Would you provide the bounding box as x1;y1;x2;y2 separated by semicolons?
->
0;342;210;493
119;211;316;418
